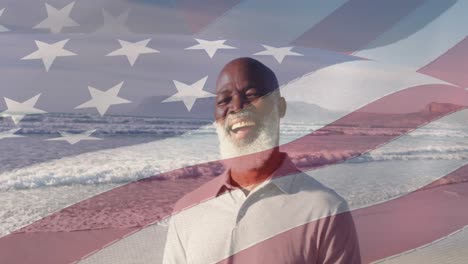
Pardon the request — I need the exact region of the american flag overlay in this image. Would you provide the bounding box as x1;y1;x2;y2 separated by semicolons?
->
0;0;467;263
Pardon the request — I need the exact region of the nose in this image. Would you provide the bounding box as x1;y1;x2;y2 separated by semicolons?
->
228;94;249;114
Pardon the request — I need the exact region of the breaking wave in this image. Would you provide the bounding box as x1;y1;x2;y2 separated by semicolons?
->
352;145;468;163
1;140;466;191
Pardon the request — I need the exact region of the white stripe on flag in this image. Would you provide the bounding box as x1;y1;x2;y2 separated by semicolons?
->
354;0;468;69
281;60;450;111
79;223;166;264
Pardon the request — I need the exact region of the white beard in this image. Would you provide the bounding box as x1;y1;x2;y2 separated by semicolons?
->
215;104;280;170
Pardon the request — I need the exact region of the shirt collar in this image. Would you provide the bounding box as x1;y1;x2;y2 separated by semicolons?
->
214;153;300;197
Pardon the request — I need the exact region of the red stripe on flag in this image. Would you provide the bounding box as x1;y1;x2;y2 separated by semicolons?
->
0;228;135;264
0;85;466;263
174;0;242;33
292;0;424;53
418;37;468;88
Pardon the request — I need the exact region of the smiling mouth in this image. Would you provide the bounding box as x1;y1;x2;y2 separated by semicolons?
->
231;120;256;131
229;120;257;140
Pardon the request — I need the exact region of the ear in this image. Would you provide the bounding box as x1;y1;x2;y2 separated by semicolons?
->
278;97;286;118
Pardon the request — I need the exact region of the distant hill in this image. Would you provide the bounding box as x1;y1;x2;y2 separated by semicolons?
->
334;102;465;128
423;102;467;125
283;101;344;123
423;102;463;114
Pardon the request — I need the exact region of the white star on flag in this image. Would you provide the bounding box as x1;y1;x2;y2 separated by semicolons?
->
21;39;76;72
0;128;23;140
162;76;214;111
0;8;8;32
106;39;159;66
47;129;101;145
0;94;47;125
95;9;130;34
33;1;79;33
75;82;131;116
185;38;236;58
254;44;303;63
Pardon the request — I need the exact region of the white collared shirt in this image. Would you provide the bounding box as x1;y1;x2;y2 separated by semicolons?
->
162;156;360;264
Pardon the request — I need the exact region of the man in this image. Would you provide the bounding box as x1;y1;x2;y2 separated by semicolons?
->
163;57;361;264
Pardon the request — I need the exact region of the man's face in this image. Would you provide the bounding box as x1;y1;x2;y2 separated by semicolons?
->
214;59;285;159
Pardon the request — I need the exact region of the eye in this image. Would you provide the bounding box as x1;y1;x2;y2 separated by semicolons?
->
217;96;230;106
245;89;259;99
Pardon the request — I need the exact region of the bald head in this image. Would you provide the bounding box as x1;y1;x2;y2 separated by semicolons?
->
216;57;279;96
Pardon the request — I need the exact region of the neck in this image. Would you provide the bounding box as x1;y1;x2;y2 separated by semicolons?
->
229;148;284;191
